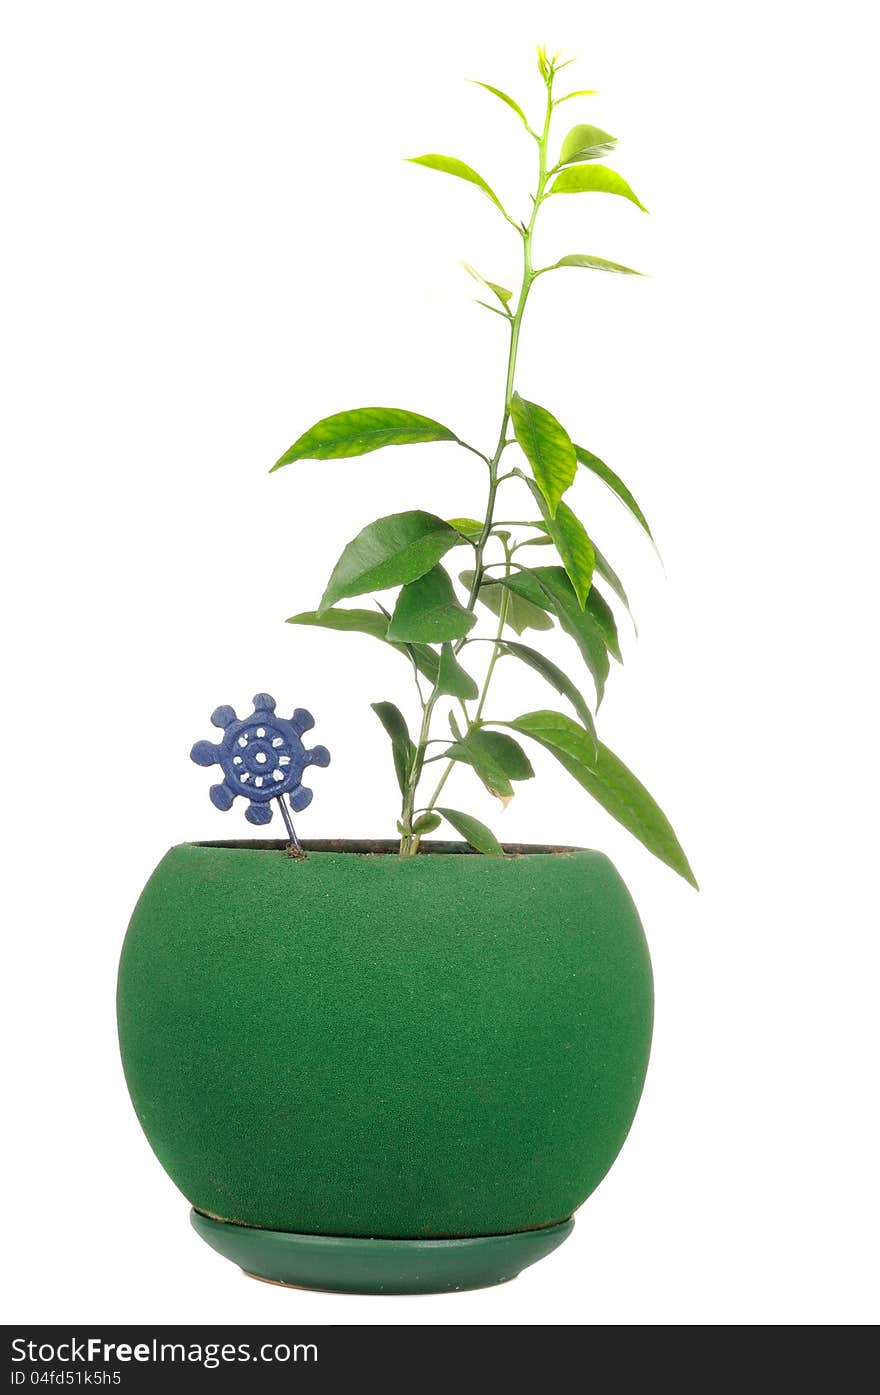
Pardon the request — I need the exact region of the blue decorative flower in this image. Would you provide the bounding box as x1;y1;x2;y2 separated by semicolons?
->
191;693;330;826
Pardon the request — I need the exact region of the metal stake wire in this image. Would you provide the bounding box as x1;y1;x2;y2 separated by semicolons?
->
276;796;302;852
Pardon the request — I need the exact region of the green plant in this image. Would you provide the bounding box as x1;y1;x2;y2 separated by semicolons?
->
274;47;695;885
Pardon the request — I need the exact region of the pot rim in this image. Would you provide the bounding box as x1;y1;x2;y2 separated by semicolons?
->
189;838;589;857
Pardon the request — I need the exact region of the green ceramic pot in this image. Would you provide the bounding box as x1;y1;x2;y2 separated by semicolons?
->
117;840;653;1293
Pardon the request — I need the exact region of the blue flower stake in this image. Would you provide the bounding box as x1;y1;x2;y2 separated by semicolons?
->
191;693;329;854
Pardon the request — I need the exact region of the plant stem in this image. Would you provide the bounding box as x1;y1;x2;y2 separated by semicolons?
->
473;541;511;725
398;66;556;854
421;754;455;819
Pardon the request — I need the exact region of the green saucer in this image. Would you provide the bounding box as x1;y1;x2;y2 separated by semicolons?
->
190;1210;574;1295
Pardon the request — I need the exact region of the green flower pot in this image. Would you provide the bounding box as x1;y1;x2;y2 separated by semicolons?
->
117;840;653;1294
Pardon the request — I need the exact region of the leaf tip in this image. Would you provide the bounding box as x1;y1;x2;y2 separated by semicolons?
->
681;861;700;891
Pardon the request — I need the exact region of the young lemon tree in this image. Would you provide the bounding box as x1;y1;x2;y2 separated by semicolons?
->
274;47;695;885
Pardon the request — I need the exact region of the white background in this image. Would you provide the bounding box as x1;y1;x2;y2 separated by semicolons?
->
2;0;878;1326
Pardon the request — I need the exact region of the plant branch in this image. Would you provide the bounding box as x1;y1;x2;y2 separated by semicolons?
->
421;752;456;815
397;72;558;852
458;74;554;630
456;440;493;465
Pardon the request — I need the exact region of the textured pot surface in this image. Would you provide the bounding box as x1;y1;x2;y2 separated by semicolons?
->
117;840;653;1238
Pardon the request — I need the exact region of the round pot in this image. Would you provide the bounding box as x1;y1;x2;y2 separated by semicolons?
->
117;840;653;1293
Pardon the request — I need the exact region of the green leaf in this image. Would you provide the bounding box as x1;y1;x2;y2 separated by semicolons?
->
586;585;622;662
460;569;554;635
539;740;698;887
374;601;441;684
548;253;643;276
435;807;502;855
490;639;596;734
412;811;442;835
549;165;648;212
272;407;457;470
575;445;654;541
408;644;440;683
591;543;634;623
510;393;577;517
554;88;599;105
386;564;477;643
558;123;617;164
496;566;611;703
320;511;459;610
469;79;530;130
445;743;510;802
287;606;441;681
437;642;479;700
506;709;598;767
445;728;533;803
545;500;597;609
488;567;558;608
447;517;484;542
408;154;507;215
287;607;389;640
520;477;595;607
463;263;513;307
370;702;414;796
473;729;534;780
